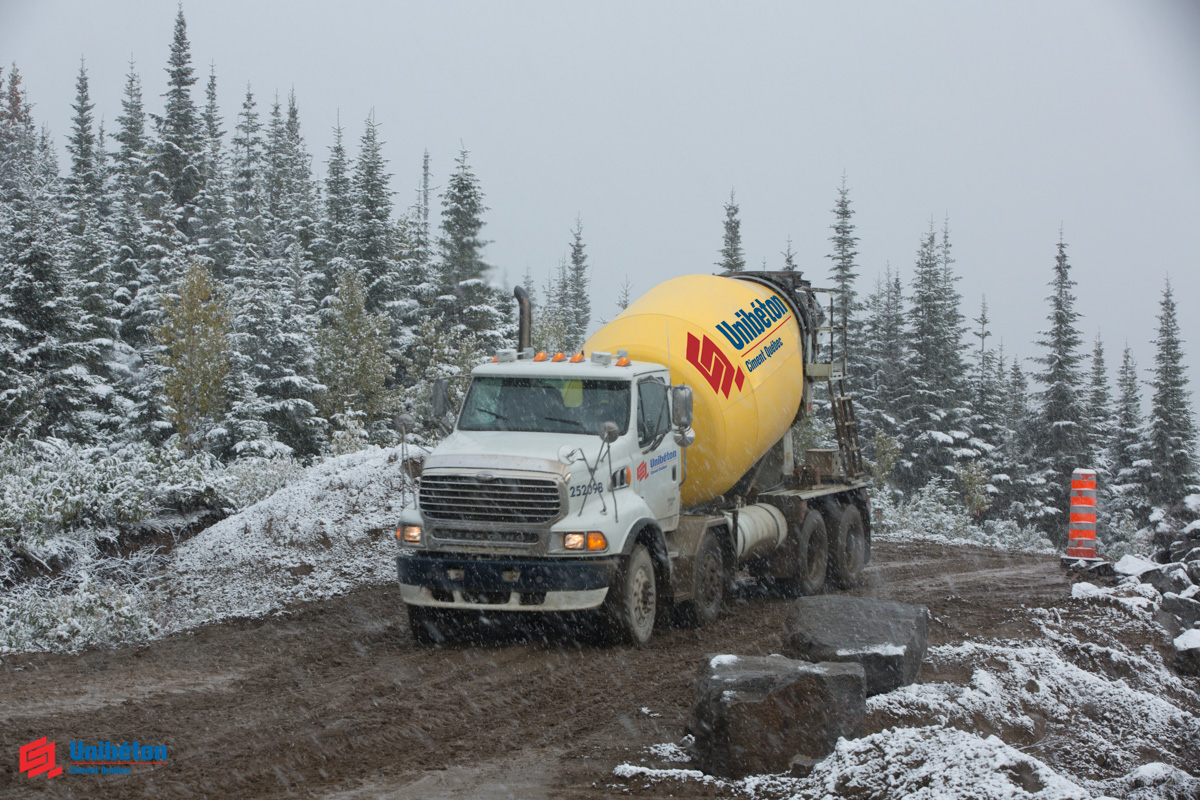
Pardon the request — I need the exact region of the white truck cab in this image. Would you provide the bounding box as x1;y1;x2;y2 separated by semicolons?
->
396;350;695;643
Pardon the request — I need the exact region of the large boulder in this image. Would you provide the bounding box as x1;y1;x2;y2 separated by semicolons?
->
782;596;929;696
686;655;865;778
1174;629;1200;676
1161;593;1200;630
1142;564;1193;596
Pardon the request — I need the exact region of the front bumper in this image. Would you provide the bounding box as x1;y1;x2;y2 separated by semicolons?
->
396;553;619;612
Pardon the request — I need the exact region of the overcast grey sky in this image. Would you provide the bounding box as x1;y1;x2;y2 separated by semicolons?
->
3;0;1199;401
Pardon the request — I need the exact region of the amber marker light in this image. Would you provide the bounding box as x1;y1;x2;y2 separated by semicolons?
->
615;356;631;366
569;352;585;363
586;532;608;551
551;352;567;362
533;352;548;362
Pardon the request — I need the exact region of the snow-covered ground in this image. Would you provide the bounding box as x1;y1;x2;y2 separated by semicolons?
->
0;445;419;654
612;577;1200;800
160;445;417;630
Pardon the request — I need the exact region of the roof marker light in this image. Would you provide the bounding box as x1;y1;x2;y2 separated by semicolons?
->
533;352;548;362
569;352;585;363
551;352;567;362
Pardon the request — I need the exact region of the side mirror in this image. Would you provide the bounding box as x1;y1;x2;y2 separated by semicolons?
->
432;378;449;419
671;385;693;429
674;428;696;448
600;420;620;444
396;412;417;435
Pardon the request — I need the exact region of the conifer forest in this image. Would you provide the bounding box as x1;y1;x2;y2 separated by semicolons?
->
1;7;1196;586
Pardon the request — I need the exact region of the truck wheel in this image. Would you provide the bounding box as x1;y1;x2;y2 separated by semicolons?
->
830;505;867;589
605;544;657;646
678;531;728;627
407;604;449;645
795;509;831;596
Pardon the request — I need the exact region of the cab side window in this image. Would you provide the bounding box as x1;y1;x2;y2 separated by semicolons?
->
638;380;670;448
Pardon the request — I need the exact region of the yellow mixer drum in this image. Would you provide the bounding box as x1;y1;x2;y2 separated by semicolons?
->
584;274;805;509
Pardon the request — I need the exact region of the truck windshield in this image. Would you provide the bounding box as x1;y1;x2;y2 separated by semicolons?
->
458;377;631;435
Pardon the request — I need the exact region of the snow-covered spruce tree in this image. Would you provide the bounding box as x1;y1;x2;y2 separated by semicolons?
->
349;113;397;315
0;75;103;443
1107;345;1150;523
565;217;591;351
1146;278;1198;511
65;60;104;226
992;356;1040;527
1030;235;1089;541
315;270;397;441
896;221;971;493
856;267;912;486
230;85;265;270
109;61;153;349
192;68;238;282
782;237;797;273
716;189;745;273
1085;335;1112;472
435;148;510;351
825;174;859;369
964;298;1007;516
534;259;572;354
313;119;352;304
65;60;120;388
149;6;205;240
153;260;231;454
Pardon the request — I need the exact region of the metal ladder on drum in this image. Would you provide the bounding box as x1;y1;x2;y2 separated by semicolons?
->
805;287;866;480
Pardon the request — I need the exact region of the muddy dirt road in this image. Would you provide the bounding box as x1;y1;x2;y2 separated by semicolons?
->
0;541;1187;799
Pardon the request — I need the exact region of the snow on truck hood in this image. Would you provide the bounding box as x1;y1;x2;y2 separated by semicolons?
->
423;429;620;478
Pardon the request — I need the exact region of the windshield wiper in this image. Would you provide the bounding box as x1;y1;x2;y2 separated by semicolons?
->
477;408;508;420
542;416;587;431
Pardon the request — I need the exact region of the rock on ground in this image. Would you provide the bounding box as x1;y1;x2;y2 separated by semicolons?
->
686;654;865;778
782;595;929;696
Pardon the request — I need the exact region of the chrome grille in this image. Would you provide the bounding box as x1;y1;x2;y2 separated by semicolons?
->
433;529;540;545
420;474;563;524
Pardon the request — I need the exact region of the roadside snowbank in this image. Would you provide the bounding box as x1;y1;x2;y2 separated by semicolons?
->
161;446;416;632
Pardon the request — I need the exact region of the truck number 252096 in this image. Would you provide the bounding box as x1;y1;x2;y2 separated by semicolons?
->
569;482;605;498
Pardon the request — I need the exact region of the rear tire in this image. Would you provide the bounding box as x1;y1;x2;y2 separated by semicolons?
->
604;544;657;646
782;510;830;597
830;504;867;589
678;531;728;627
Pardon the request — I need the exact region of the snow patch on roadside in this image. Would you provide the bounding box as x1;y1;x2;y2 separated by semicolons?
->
161;446;416;632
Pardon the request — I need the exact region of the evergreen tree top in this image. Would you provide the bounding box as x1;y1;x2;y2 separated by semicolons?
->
716;188;745;273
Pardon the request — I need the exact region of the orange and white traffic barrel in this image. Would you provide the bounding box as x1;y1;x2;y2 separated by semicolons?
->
1065;468;1098;559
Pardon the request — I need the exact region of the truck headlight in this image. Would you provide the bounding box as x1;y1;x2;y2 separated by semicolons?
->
564;531;608;551
398;525;423;545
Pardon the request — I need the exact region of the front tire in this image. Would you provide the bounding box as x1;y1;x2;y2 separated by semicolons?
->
678;531;728;627
605;544;657;646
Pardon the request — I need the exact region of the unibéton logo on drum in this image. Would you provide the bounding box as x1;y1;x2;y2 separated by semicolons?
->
686;333;745;399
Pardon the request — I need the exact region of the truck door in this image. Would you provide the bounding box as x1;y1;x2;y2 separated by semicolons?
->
635;376;681;529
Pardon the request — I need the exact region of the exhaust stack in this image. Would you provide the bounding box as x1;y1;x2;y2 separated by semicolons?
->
514;286;532;352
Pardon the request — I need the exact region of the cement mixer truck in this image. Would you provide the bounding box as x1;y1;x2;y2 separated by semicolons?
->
395;270;870;645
